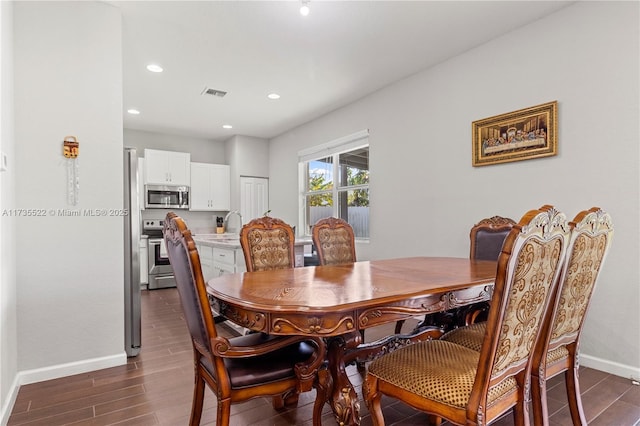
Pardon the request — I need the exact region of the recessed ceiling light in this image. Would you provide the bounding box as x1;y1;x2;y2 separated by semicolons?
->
222;124;233;129
300;1;310;16
146;64;163;73
267;93;281;100
127;109;140;115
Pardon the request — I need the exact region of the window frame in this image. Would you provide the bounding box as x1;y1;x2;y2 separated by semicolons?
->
298;130;370;240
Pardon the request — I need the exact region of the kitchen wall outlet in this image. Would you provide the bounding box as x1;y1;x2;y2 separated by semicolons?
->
0;151;7;172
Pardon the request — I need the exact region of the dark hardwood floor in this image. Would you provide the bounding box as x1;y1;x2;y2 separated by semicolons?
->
8;288;640;425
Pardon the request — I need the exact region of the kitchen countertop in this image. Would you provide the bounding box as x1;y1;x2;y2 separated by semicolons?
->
192;233;312;249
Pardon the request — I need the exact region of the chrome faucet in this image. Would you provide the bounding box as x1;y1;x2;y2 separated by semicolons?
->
224;210;243;233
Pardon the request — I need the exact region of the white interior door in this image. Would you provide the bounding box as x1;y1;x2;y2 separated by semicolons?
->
240;177;269;223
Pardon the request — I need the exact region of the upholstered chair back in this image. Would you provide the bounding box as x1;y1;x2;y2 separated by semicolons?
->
240;216;295;272
470;215;517;261
163;212;219;364
312;217;356;266
479;206;569;388
529;207;614;425
548;208;613;348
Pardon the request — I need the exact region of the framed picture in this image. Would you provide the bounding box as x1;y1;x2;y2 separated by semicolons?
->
472;101;557;166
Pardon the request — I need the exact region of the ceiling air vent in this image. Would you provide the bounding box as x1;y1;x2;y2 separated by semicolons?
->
201;87;227;98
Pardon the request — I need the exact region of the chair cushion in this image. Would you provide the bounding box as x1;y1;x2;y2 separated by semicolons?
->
367;340;516;409
546;345;569;365
440;322;486;352
200;333;316;389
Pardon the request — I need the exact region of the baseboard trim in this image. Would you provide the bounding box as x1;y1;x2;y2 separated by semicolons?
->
1;353;127;424
17;352;127;386
581;353;640;381
1;374;20;426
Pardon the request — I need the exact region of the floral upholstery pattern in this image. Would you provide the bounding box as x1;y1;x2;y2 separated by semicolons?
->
312;217;356;266
246;228;294;271
550;233;608;342
492;237;563;376
240;216;296;272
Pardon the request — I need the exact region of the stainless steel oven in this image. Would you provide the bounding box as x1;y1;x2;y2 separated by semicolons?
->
144;219;177;289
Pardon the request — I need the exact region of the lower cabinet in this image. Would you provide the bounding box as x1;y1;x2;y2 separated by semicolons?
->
196;243;246;282
196;243;248;335
197;244;215;282
213;247;243;276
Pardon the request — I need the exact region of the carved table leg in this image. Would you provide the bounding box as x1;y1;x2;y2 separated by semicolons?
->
327;331;362;425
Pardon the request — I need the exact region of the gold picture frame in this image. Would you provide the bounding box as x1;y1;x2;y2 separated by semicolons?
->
472;101;557;166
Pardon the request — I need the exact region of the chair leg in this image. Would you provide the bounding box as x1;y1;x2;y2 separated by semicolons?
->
427;414;442;425
363;374;385;426
216;397;232;426
565;366;588;426
512;395;530;426
189;374;205;426
531;371;549;426
275;389;299;409
272;394;285;410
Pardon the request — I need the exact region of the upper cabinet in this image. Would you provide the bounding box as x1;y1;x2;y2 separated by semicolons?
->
190;162;231;211
144;149;190;186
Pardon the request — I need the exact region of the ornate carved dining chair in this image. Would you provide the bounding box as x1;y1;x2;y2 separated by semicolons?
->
440;208;614;425
239;216;295;272
531;207;613;425
163;213;325;426
312;217;356;266
470;215;518;261
461;215;517;325
363;206;570;426
311;217;372;350
394;215;516;334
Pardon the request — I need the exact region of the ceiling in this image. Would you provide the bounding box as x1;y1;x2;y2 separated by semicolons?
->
115;1;573;141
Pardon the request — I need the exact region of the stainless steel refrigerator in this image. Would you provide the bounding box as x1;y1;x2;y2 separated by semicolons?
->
124;147;142;357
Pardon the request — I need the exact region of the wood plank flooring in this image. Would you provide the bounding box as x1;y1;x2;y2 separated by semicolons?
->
8;288;640;425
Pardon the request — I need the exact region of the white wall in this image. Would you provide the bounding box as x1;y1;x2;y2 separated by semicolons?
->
0;1;17;423
225;135;269;213
269;1;640;378
124;128;225;164
13;1;125;379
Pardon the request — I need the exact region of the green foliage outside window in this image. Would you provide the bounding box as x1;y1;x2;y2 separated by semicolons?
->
308;167;369;207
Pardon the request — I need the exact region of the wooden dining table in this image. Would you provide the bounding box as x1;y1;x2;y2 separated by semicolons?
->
206;256;497;425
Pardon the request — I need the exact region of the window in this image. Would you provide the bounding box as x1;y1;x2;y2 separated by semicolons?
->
298;131;369;239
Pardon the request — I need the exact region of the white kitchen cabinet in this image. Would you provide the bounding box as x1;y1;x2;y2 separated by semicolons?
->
213;246;246;276
196;244;214;282
144;149;190;186
190;163;230;211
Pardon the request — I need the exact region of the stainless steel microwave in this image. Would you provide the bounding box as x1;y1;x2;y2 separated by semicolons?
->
145;185;189;209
